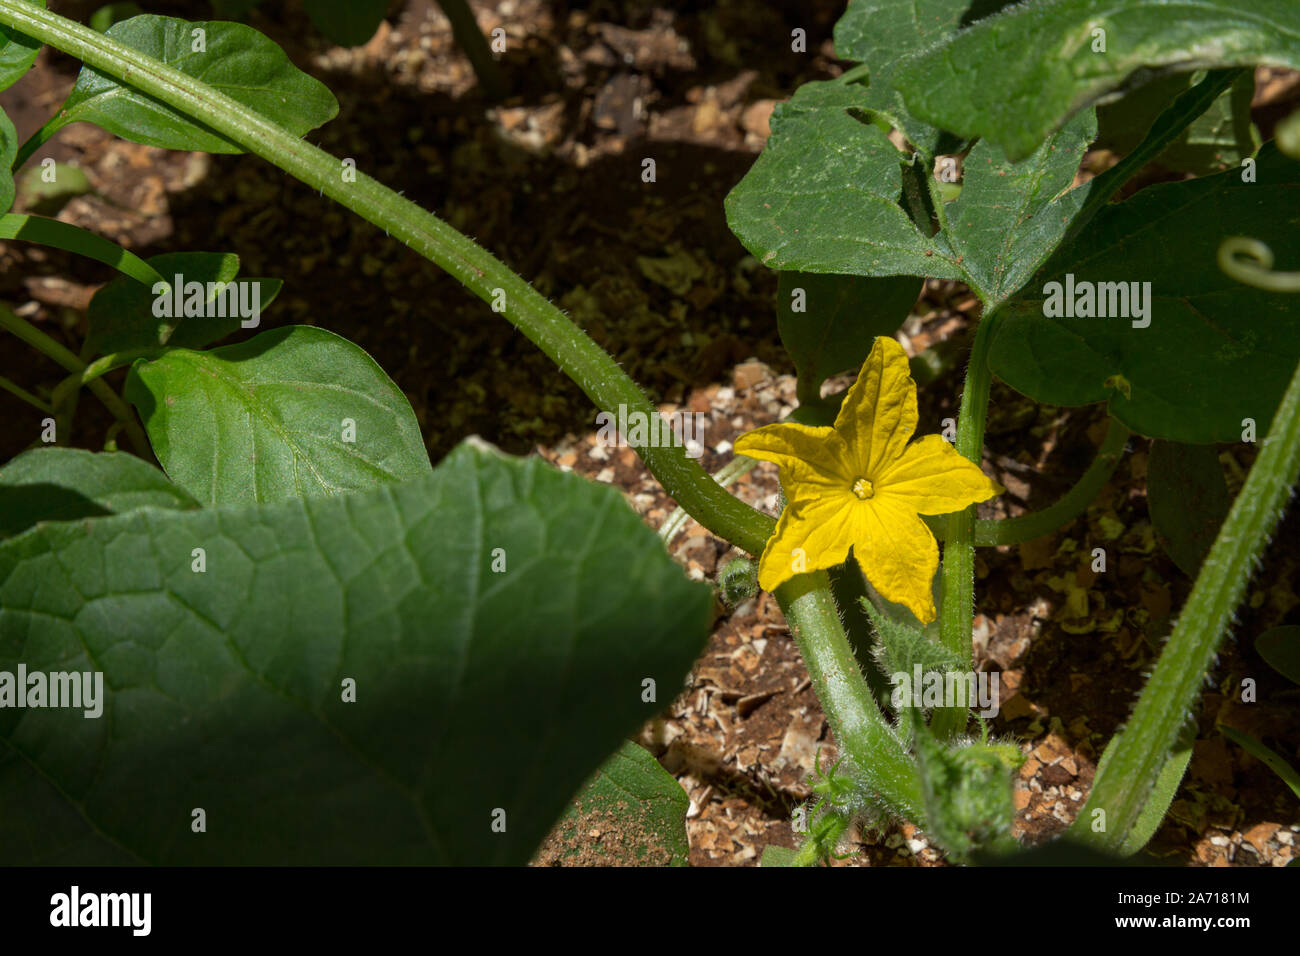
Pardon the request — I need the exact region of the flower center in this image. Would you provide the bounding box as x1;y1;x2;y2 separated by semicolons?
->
852;477;874;500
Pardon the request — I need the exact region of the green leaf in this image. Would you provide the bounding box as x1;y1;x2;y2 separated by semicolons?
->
990;143;1300;443
302;0;388;47
943;108;1098;304
125;325;432;506
0;447;197;538
1117;717;1195;855
777;271;920;403
0;107;15;214
1147;441;1230;576
0;0;41;94
1098;71;1258;175
725;76;1098;309
0;441;713;864
87;251;280;353
724;78;959;281
533;741;690;866
54;15;337;153
1219;725;1300;800
1256;626;1300;686
0;213;163;286
832;0;1008;155
895;0;1300;161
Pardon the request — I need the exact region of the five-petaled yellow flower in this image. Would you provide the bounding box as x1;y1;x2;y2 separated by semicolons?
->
735;337;1000;624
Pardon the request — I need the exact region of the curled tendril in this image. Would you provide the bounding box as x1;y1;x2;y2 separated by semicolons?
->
1217;237;1300;293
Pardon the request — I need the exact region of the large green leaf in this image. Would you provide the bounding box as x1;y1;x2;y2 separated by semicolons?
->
88;251;281;354
777;271;920;403
0;0;41;94
725;77;1096;307
534;741;690;866
0;442;713;864
0;447;197;539
991;143;1300;443
895;0;1300;161
125;325;431;506
943;109;1098;304
832;0;1015;155
54;15;337;153
725;78;959;281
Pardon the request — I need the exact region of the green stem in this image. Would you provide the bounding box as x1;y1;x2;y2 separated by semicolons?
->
12;115;68;172
50;347;157;408
776;572;924;822
0;305;149;455
924;419;1131;546
931;312;1000;740
0;0;773;555
0;372;53;413
1070;350;1300;851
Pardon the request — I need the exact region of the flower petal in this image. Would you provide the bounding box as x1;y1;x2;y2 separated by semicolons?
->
851;497;940;624
833;336;918;478
755;494;855;593
734;421;852;501
875;434;1001;515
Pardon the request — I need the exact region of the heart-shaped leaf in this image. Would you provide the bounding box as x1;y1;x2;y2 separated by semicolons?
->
0;441;713;864
53;14;337;153
125;325;431;505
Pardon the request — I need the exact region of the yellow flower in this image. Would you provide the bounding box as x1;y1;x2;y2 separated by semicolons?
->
734;337;1000;624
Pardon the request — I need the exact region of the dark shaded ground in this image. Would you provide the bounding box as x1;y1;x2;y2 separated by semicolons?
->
0;0;1297;865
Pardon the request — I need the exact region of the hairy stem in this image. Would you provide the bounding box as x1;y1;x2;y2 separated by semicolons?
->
931;312;999;740
1071;352;1300;850
0;0;773;554
776;572;924;822
0;372;53;414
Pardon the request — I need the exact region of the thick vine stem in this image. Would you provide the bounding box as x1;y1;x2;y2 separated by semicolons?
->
931;312;1000;740
776;571;924;822
0;0;774;555
1071;351;1300;851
